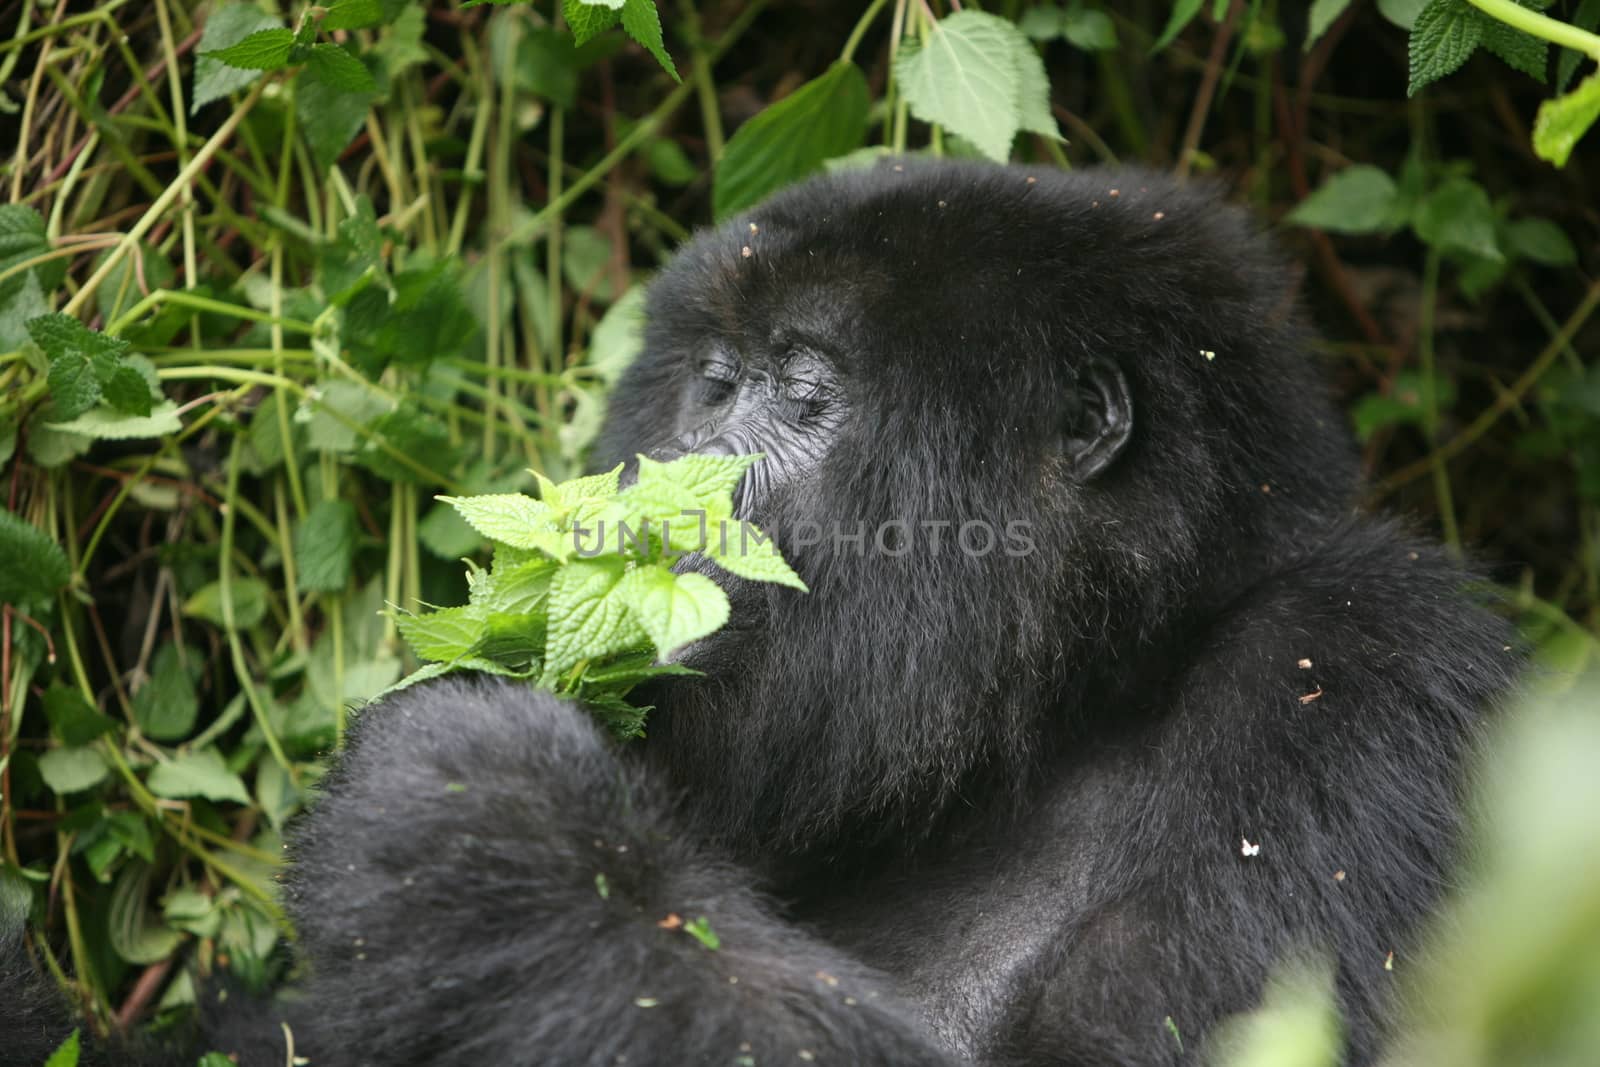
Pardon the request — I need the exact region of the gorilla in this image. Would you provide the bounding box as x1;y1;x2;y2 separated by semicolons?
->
2;160;1516;1066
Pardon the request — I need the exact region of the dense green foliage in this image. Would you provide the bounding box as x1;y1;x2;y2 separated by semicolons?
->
1;0;1597;1060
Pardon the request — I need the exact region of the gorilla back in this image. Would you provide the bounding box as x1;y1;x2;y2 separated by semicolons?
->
3;161;1516;1067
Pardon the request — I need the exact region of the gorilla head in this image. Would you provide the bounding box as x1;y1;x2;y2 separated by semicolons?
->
594;161;1362;867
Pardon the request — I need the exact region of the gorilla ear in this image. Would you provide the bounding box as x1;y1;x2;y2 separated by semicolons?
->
1062;357;1133;481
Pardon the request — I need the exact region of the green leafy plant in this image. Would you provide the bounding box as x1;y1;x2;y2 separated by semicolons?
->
389;454;805;738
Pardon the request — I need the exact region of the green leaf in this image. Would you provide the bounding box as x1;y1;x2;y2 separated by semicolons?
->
182;577;270;629
1012;34;1062;140
617;566;728;660
713;61;869;220
43;686;116;746
546;556;648;676
323;0;386;31
1413;177;1502;260
1557;0;1600;91
0;270;49;352
395;605;486;663
619;0;679;81
543;464;625;507
1061;9;1118;51
42;401;183;440
894;11;1024;162
297;50;377;169
1505;218;1577;266
101;365;154;416
1306;0;1354;50
442;493;564;553
193;5;284;111
1533;70;1600;168
516;26;581;108
1408;0;1484;96
203;27;296;70
636;452;761;517
564;0;623;47
1378;0;1428;30
1152;0;1206;52
27;312;133;421
587;283;647;380
146;749;251;805
109;863;182;964
1481;18;1547;81
44;1030;81;1067
306;43;378;93
683;915;720;950
373;4;428;78
0;203;64;291
1019;6;1065;41
705;522;808;591
1352;370;1457;438
0;506;70;604
1284;165;1400;233
294;499;359;593
38;746;110;794
132;643;200;742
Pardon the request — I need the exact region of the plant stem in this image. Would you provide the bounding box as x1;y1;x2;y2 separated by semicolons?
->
1466;0;1600;60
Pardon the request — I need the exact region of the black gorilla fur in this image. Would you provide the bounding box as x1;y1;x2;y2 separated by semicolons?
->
2;161;1517;1066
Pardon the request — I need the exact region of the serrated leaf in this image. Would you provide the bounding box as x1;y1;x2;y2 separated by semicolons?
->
705;522;808;591
1306;0;1355;50
636;452;761;517
442;493;564;553
38;747;110;794
395;605;486;662
1414;177;1502;260
203;27;295;70
132;643;199;741
147;749;250;805
579;652;700;688
619;0;678;80
306;43;378;93
1013;34;1062;139
0;506;70;604
1481;18;1547;81
1408;0;1484;96
483;557;558;614
895;12;1023;163
1505;217;1577;266
543;464;624;507
374;4;428;77
1152;0;1206;51
44;686;116;746
1284;165;1400;233
297;50;377;169
43;402;182;440
44;354;101;421
564;0;623;46
193;6;285;112
617;566;728;660
546;556;647;676
102;365;154;416
323;0;385;31
294;499;358;593
1533;70;1600;168
182;577;270;629
713;60;868;220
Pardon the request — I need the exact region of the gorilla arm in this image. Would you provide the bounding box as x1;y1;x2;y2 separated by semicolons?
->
284;676;957;1066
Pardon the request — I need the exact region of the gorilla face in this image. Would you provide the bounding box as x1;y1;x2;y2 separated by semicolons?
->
593;161;1360;867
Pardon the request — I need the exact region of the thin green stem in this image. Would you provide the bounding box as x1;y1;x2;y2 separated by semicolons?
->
1466;0;1600;60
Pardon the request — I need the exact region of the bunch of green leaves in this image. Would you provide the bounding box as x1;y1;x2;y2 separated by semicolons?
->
390;453;806;738
1367;0;1600;167
464;0;679;80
